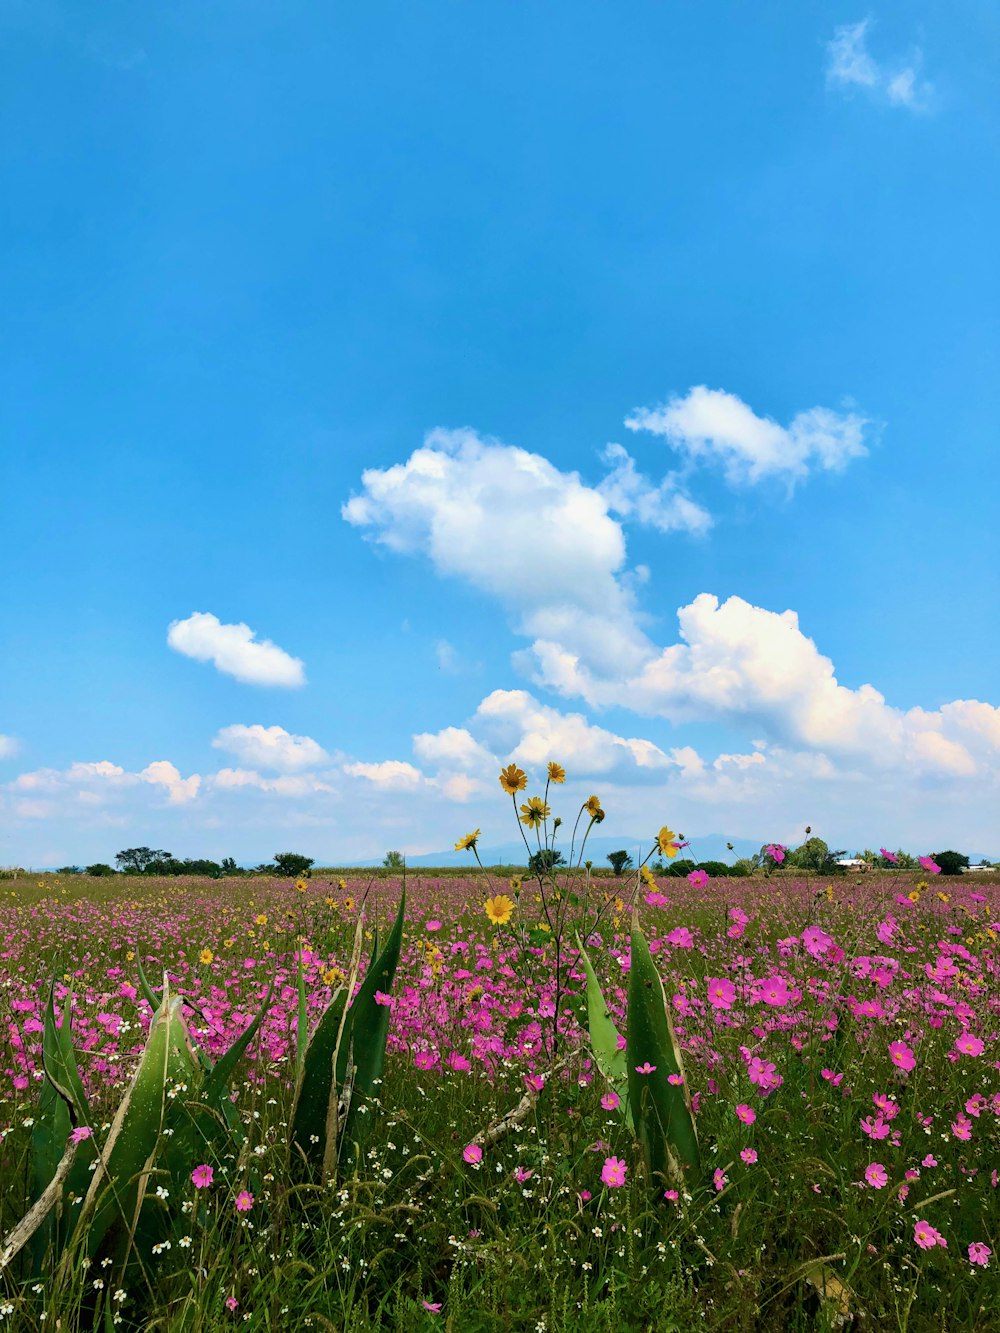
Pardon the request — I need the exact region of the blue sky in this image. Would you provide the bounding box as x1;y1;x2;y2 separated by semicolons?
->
1;1;998;866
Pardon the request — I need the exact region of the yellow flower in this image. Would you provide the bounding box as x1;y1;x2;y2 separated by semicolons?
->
547;761;566;784
908;890;921;903
657;826;680;858
224;937;234;948
584;794;603;818
199;948;214;965
454;829;481;852
344;897;355;911
519;796;550;828
484;894;515;925
255;913;268;927
509;876;522;894
295;879;307;893
325;896;336;908
499;764;528;794
640;865;655;888
323;967;344;986
126;950;135;962
337;878;347;891
937;891;950;903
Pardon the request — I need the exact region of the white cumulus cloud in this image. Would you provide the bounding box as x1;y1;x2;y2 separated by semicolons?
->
212;724;329;772
342;427;652;675
168;612;305;688
597;443;712;534
826;20;932;112
626;386;871;486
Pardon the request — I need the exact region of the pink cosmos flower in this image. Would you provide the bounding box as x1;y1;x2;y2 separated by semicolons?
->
687;869;709;887
514;1166;534;1184
425;920;442;932
69;1126;93;1144
764;844;786;864
600;1091;620;1111
665;926;695;949
601;1156;627;1188
879;848;899;864
735;1103;756;1125
524;1074;545;1092
861;1114;891;1141
226;1297;238;1312
667;1073;684;1086
713;1168;726;1192
235;1191;254;1212
635;1062;656;1075
864;1163;888;1189
463;1144;483;1165
578;1189;592;1202
913;1219;946;1250
968;1243;991;1267
756;976;791;1007
706;977;736;1010
422;1301;443;1312
747;1057;782;1092
740;1148;758;1164
922;1155;938;1168
663;1189;679;1202
954;1032;984;1057
191;1164;214;1189
802;926;835;960
918;855;941;874
888;1041;916;1072
373;991;393;1007
951;1115;973;1141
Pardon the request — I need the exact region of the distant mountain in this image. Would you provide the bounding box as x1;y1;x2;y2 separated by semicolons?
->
336;832;763;869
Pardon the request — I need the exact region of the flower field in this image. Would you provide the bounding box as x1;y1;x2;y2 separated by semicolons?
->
1;857;997;1330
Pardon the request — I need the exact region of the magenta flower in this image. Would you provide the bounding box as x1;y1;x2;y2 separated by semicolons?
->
373;991;393;1007
524;1073;545;1092
687;869;709;887
191;1163;214;1189
713;1168;726;1192
69;1126;93;1144
706;977;736;1009
747;1057;782;1092
764;843;786;863
234;1190;254;1213
740;1148;758;1164
634;1062;656;1075
913;1219;947;1250
918;855;941;874
864;1163;888;1189
951;1115;973;1141
888;1041;916;1072
601;1155;627;1188
514;1166;534;1184
226;1296;239;1312
600;1091;620;1111
735;1103;756;1125
463;1143;483;1165
422;1301;443;1313
879;848;899;864
954;1032;984;1057
425;920;442;932
860;1115;890;1141
663;1188;679;1201
968;1243;991;1267
667;1072;684;1085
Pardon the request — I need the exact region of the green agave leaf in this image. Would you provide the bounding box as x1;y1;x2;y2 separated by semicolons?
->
338;885;406;1164
30;984;96;1269
70;977;201;1268
573;935;633;1133
626;910;700;1190
289;986;348;1177
135;957;161;1011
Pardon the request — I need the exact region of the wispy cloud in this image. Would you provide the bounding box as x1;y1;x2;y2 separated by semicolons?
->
626;386;871;487
826;19;933;112
168;613;306;688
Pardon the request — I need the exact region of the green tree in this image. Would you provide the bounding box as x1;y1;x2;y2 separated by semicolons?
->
220;857;240;876
383;851;404;869
931;850;969;876
607;850;633;876
115;847;171;874
528;848;565;876
274;852;315;877
788;837;829;871
85;863;116;877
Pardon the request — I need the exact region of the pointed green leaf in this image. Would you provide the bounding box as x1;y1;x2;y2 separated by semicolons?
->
574;935;633;1132
626;910;700;1190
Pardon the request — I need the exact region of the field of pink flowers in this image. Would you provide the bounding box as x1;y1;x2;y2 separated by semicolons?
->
1;866;997;1330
